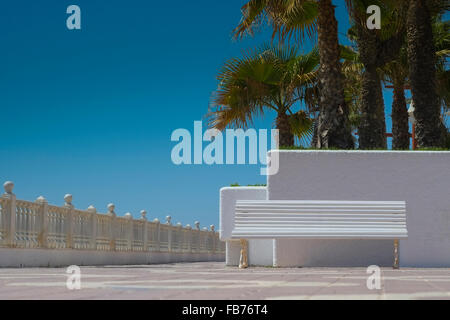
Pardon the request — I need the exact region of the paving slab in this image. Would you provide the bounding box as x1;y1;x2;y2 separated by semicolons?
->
0;262;449;300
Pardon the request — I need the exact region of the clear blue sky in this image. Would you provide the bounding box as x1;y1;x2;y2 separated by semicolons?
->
0;0;417;227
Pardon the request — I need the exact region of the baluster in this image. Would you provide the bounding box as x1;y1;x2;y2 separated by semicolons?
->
21;207;26;246
23;206;28;246
17;206;22;244
58;209;63;248
31;206;37;246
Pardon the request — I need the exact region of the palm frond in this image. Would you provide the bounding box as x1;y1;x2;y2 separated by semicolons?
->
233;0;318;44
208;43;320;144
288;110;314;145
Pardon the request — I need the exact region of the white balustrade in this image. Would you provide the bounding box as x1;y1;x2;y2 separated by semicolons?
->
0;181;224;255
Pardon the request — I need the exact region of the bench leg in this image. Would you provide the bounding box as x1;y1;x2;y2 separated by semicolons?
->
393;239;399;269
239;239;248;269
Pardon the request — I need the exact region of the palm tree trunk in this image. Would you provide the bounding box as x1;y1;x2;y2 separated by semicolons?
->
315;0;354;149
310;116;319;148
355;23;387;150
392;78;410;150
358;65;387;149
407;0;443;147
276;112;294;147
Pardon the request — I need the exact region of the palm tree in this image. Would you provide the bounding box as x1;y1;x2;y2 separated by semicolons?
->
382;15;449;150
233;0;354;149
432;14;450;140
345;0;407;149
406;0;448;148
341;39;412;150
383;57;410;150
207;44;319;147
340;44;364;136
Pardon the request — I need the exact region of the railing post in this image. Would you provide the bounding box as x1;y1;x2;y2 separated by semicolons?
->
210;225;216;254
36;196;48;248
166;215;172;252
141;210;148;251
176;222;182;252
64;194;74;249
154;218;160;251
107;203;116;251
3;181;16;247
195;221;200;253
186;224;192;253
202;227;208;252
125;213;133;251
87;205;97;250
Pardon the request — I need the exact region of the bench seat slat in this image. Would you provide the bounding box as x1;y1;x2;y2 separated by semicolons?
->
237;210;405;214
232;200;408;240
236;218;406;221
235;217;406;221
233;232;408;239
235;214;406;219
237;200;405;205
236;204;405;208
234;224;406;228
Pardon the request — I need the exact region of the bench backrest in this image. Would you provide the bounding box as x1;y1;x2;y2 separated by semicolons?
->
232;200;407;239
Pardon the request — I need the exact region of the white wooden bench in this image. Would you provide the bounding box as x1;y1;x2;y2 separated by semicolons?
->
231;200;408;269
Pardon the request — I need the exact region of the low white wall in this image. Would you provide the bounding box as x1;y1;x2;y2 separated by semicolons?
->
220;187;274;266
226;240;241;266
220;187;267;240
249;239;274;267
0;248;224;268
268;150;450;268
273;239;394;267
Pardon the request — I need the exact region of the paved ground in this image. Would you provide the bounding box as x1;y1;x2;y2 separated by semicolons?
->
0;262;450;300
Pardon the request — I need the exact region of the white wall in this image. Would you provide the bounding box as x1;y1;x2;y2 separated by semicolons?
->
273;239;394;267
220;187;273;266
226;240;241;266
249;239;274;267
268;150;450;267
0;248;224;268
